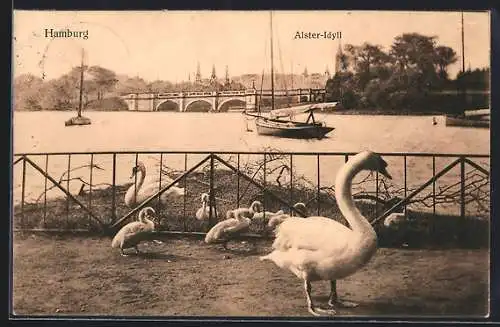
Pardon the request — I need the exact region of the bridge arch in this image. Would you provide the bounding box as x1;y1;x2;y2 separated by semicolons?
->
156;100;180;112
217;98;246;112
184;99;213;112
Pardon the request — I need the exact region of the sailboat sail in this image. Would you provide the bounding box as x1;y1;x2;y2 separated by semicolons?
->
269;102;339;119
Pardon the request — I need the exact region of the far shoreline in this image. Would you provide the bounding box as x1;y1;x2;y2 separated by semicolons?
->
14;108;448;116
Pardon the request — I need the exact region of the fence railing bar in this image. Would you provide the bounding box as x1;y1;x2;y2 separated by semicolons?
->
110;154;212;229
43;155;48;225
22;156;106;228
111;154;117;223
372;158;462;226
13;156;24;166
66;154;71;227
463;158;490;176
213;154;306;217
13;150;491;158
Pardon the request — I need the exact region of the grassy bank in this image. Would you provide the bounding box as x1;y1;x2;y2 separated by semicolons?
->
13;167;489;249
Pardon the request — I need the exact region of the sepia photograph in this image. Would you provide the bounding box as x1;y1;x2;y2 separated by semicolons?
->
11;10;491;318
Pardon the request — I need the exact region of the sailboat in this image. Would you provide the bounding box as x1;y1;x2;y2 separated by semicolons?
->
65;48;92;127
445;12;489;128
244;12;336;139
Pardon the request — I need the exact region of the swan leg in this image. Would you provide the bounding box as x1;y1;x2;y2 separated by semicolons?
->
304;280;336;316
328;280;358;308
134;246;140;254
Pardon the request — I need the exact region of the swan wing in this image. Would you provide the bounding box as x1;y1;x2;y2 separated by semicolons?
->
273;216;352;253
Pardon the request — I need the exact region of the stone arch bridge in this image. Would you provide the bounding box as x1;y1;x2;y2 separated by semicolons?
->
121;88;326;112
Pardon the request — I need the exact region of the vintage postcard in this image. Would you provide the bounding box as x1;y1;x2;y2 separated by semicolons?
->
11;10;491;319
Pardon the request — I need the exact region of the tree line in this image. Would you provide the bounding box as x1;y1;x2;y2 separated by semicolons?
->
325;33;489;113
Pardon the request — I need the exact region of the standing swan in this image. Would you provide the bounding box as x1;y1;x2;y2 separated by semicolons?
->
124;161;184;208
196;193;217;221
205;201;261;250
259;151;392;316
111;207;158;256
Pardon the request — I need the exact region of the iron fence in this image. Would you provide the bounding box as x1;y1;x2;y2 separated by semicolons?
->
11;150;490;243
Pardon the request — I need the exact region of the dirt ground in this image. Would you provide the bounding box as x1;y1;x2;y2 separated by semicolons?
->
12;233;489;318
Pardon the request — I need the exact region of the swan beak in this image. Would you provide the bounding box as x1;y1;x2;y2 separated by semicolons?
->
379;167;392;179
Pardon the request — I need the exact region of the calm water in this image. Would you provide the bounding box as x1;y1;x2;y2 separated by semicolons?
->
14;111;490;154
12;111;490;210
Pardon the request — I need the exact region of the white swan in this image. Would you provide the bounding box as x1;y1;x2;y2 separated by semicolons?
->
111;207;158;256
259;151;392;316
124;161;184;208
383;208;408;228
195;193;217;221
205;201;261;250
267;202;309;229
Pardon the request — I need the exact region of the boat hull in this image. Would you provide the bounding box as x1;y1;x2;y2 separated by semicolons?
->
255;118;334;139
65;115;92;126
445;115;489;128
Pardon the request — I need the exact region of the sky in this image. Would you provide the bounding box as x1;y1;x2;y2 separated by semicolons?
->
12;10;490;82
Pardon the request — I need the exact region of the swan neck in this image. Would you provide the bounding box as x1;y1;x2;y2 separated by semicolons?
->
335;158;372;234
136;168;145;191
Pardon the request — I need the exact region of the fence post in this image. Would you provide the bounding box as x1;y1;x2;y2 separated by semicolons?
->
460;156;466;219
317;154;320;216
66;154;71;228
89;154;93;228
209;154;215;227
111;154;117;222
21;156;26;228
237;154;240;208
183;153;187;231
43;155;49;226
289;154;293;206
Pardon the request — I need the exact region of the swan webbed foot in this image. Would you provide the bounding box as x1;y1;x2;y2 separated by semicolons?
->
308;307;337;316
120;249;129;257
328;299;358;308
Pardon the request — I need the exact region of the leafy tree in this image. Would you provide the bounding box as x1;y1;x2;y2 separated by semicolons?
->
434;46;457;80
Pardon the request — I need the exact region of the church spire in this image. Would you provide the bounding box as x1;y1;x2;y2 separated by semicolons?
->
224;65;230;85
210;64;217;83
195;62;202;83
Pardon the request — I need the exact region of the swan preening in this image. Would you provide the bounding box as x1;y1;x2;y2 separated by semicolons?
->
204;201;262;250
111;207;158;256
124;161;185;208
267;202;309;229
259;151;392;316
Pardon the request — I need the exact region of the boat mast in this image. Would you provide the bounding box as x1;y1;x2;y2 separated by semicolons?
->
460;11;467;111
270;11;275;110
78;48;84;118
461;12;465;73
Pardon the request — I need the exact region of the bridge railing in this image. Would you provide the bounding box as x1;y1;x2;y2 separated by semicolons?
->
12;151;490;244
